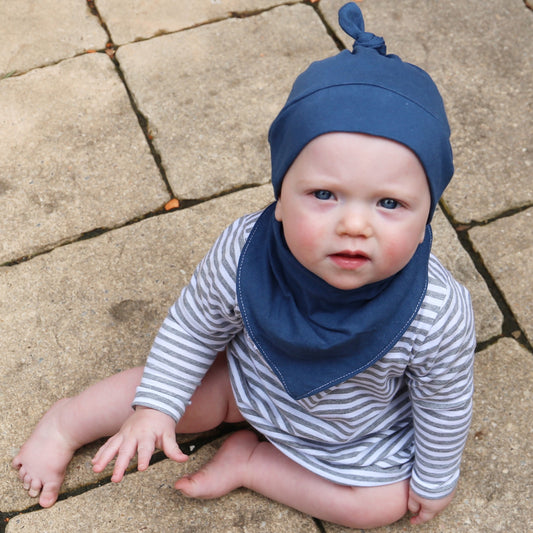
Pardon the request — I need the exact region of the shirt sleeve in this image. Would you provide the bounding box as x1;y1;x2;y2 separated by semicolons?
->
406;266;476;499
132;213;255;422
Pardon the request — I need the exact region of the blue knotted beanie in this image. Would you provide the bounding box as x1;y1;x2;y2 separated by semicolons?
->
268;2;454;221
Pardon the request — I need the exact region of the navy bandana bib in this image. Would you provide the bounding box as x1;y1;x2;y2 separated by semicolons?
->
237;203;432;400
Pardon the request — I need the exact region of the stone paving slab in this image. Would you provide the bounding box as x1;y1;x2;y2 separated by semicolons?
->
0;52;169;264
324;338;533;533
116;4;337;200
320;0;533;224
469;208;533;345
96;0;299;45
0;0;108;77
6;439;318;533
2;186;273;511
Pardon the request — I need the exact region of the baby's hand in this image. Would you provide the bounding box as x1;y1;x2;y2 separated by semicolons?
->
91;406;188;482
407;487;455;525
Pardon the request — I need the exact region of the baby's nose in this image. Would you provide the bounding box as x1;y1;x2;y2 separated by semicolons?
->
337;208;372;237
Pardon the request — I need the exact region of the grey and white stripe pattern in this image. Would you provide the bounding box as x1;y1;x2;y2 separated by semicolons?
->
134;210;475;499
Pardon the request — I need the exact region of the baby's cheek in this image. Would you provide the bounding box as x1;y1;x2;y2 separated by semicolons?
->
295;219;320;246
283;220;316;259
299;227;321;251
382;239;414;271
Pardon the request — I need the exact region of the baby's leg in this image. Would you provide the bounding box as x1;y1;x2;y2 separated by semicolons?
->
13;351;242;508
12;367;143;508
175;430;409;529
175;350;244;433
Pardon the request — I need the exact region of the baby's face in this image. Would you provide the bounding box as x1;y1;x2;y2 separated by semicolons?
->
275;132;431;290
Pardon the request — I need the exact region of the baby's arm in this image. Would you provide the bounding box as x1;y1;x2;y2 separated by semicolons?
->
92;406;187;482
407;269;476;519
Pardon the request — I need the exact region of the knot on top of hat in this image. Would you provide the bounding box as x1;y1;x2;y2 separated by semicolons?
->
339;2;386;55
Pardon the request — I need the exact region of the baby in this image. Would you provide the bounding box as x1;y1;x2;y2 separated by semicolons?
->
13;3;475;529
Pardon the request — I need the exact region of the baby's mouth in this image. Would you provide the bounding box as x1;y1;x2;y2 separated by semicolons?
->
333;249;369;259
329;251;370;269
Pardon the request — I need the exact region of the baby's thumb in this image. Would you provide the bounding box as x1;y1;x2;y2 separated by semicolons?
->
163;433;188;463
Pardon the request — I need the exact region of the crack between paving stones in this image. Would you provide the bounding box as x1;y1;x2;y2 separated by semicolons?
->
227;2;302;20
85;0;176;200
312;517;328;532
1;183;265;268
91;2;294;48
439;202;533;354
460;231;533;353
176;182;267;210
83;1;305;48
453;202;533;229
0;513;15;533
109;54;176;199
310;1;348;52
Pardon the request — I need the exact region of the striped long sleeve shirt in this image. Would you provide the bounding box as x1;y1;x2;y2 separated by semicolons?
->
133;210;475;499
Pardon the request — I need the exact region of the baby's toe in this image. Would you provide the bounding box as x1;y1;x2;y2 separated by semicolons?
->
16;465;27;481
39;481;60;508
175;475;198;497
23;473;33;490
28;478;43;498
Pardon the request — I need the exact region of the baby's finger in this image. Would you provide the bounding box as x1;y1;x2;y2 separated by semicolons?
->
92;435;122;472
162;432;188;463
110;440;138;483
136;440;156;472
410;510;433;525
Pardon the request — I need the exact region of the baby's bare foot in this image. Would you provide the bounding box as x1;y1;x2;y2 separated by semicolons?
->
12;398;79;508
175;430;259;499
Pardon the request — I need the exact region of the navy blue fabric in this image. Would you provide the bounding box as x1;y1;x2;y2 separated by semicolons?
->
236;3;452;399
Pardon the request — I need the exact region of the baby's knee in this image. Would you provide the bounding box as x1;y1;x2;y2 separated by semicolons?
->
373;494;408;528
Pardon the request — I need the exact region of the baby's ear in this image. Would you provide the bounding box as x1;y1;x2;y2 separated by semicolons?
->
419;225;427;244
274;198;283;222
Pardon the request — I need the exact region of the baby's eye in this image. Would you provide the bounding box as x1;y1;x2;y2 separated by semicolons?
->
313;190;333;201
379;198;399;209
